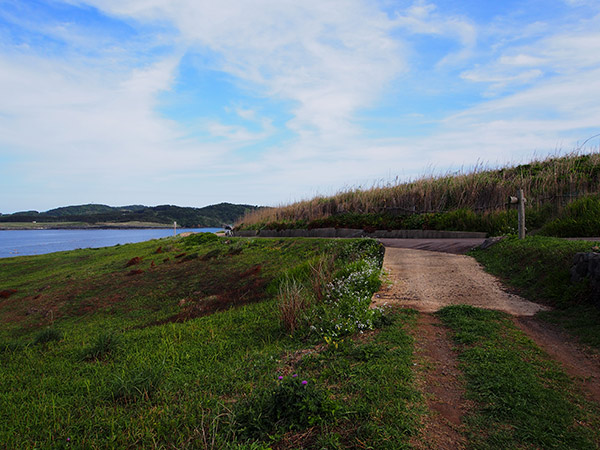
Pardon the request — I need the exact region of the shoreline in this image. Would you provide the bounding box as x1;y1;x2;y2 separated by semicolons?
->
0;222;216;231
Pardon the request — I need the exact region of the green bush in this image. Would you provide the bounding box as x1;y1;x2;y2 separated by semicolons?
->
539;195;600;237
234;374;337;439
471;235;595;307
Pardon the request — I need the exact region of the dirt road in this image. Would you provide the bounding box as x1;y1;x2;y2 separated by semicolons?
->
374;247;548;315
376;245;600;449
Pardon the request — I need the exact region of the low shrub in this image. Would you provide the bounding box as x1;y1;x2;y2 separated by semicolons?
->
310;256;385;341
538;195;600;237
471;235;596;307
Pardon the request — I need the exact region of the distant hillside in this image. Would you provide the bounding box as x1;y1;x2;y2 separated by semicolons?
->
237;152;600;237
1;202;263;228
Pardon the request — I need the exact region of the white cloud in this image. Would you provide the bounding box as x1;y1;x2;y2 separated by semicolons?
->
392;0;477;67
69;0;408;145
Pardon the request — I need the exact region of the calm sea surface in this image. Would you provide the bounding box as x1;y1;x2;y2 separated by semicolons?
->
0;228;221;258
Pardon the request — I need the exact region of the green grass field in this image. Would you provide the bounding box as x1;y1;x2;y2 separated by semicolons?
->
2;235;600;448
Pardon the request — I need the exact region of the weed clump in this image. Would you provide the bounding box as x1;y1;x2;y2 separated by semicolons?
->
234;374;336;439
278;277;309;333
81;331;121;361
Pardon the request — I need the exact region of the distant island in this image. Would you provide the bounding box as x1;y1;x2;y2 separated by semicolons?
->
0;202;264;229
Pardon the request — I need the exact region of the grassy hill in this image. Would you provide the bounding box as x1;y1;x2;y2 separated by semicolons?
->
237;152;600;236
1;202;263;228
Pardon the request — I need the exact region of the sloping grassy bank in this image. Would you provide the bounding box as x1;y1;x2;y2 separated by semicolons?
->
237;152;600;237
471;236;600;349
0;235;422;449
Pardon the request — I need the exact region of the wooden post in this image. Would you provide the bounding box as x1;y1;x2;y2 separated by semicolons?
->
173;221;177;236
517;189;526;239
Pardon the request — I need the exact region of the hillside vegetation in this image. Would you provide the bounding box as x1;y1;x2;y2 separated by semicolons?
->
1;202;262;228
237;152;600;236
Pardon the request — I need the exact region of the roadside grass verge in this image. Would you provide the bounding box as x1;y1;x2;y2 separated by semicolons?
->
438;305;600;449
471;235;600;350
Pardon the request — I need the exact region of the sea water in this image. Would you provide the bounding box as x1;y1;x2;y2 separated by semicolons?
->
0;228;221;258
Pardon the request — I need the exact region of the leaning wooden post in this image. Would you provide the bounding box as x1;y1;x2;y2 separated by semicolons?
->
517;189;526;239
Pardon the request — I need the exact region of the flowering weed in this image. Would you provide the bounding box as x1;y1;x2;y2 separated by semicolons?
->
234;374;337;439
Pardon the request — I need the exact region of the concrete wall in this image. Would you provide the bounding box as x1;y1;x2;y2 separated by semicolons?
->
234;228;487;239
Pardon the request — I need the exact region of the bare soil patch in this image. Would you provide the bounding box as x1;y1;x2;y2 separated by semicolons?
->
411;313;471;450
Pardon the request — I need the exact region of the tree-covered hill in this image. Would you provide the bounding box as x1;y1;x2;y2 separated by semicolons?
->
1;202;264;228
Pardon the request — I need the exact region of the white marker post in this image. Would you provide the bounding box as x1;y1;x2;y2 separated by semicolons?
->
174;221;177;236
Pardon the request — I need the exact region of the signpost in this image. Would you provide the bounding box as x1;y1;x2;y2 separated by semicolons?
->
508;190;527;239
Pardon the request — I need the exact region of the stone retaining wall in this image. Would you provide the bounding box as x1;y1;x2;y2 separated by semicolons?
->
571;252;600;306
234;228;487;239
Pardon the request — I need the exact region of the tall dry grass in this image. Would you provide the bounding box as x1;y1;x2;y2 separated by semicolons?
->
237;151;600;227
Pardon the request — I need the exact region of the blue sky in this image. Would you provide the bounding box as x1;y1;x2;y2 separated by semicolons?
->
1;0;599;213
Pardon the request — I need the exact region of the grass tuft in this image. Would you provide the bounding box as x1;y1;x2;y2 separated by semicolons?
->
109;366;164;404
33;328;62;346
80;331;122;361
277;276;310;333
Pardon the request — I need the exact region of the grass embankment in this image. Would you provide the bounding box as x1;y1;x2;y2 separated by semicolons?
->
237;152;600;236
0;235;421;449
471;235;600;349
439;305;600;449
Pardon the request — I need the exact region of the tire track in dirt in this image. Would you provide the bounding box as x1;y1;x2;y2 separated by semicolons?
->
374;246;600;447
410;313;471;450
